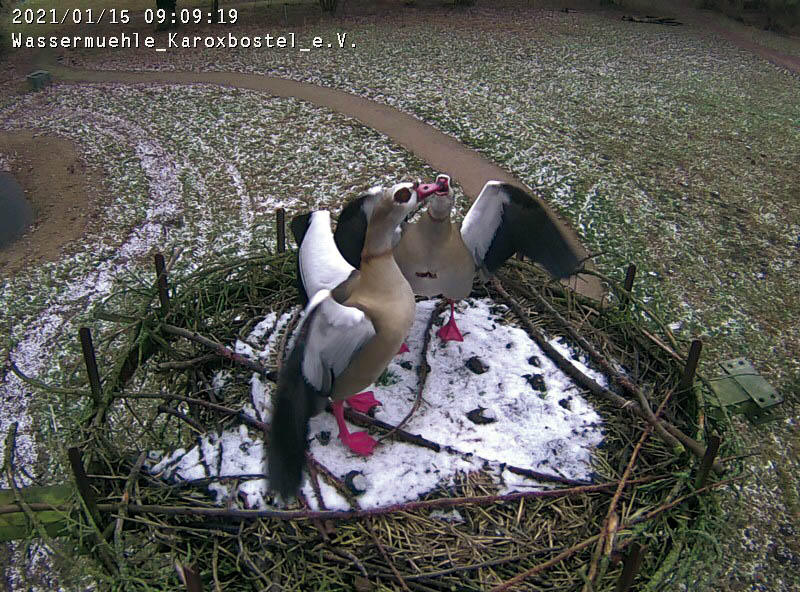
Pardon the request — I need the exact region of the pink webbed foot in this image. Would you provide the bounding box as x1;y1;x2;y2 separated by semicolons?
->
397;342;410;355
339;431;378;456
436;317;464;342
346;391;381;414
332;399;379;456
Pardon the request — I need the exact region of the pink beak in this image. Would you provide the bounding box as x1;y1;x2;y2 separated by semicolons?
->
415;177;449;200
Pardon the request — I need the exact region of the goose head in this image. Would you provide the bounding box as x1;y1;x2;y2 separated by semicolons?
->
364;182;427;254
414;174;453;221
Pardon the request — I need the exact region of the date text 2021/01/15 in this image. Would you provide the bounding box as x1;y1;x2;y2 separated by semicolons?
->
11;8;238;26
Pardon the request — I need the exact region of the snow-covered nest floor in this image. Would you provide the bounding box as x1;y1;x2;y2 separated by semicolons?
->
150;298;607;511
50;250;718;591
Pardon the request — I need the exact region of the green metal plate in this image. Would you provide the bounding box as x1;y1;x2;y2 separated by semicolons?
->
707;358;783;425
719;358;782;409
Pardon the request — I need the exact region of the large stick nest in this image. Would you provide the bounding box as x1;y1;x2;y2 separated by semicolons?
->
26;249;739;591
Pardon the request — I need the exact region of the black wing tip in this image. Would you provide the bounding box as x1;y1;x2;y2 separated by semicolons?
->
290;212;312;305
333;192;372;269
481;183;585;279
290;212;313;249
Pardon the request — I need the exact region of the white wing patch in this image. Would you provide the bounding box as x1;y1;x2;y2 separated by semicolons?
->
299;211;356;299
460;181;509;267
300;290;376;393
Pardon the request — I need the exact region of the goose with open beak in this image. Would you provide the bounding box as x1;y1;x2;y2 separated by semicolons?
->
335;175;584;342
268;182;423;499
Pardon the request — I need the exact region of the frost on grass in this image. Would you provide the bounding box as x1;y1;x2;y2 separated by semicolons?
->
149;299;606;511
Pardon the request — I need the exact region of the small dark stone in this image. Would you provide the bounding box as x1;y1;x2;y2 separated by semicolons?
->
528;356;541;367
345;470;368;495
466;356;489;374
399;361;413;370
316;431;331;446
558;398;571;410
524;373;547;392
466;407;496;425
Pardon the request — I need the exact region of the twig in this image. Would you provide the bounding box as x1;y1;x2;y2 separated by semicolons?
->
121;392;269;432
275;306;302;373
503;276;684;457
404;547;562;580
115;451;146;580
212;539;223;592
97;479;643;521
584;390;672;590
343;407;441;451
366;521;412;592
305;454;361;510
490;278;722;473
158;404;207;434
160;323;276;381
6;358;91;396
157;353;219;371
489;476;742;592
489;533;601;592
323;549;369;578
379;300;446;443
344;406;600;488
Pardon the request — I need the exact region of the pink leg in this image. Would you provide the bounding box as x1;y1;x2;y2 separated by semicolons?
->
346;391;381;414
436;300;464;342
332;400;378;456
397;342;410;355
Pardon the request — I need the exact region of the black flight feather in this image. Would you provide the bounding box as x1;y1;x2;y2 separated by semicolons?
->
482;184;582;279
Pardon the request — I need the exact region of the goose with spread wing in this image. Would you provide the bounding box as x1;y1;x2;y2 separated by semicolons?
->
335;175;584;342
268;182;425;499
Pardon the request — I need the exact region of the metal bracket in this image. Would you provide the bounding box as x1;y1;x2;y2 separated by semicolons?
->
707;358;782;425
26;70;51;91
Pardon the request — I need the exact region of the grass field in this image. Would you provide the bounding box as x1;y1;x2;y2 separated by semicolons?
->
1;0;799;589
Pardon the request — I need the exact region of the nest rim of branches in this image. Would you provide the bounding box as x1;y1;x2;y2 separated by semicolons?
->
12;248;738;592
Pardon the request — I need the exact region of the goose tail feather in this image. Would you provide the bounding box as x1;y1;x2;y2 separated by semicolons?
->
267;317;325;500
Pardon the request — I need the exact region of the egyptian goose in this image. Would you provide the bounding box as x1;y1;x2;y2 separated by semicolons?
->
335;175;583;342
268;182;423;499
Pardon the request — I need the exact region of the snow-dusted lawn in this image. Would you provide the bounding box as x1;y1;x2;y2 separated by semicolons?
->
67;9;800;384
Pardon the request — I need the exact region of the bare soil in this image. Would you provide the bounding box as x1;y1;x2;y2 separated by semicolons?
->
0;130;104;276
